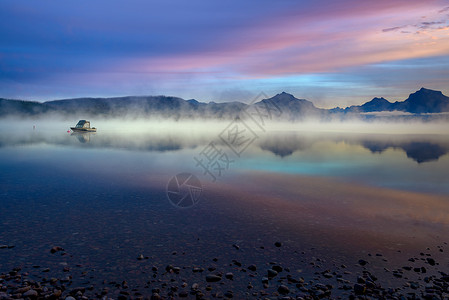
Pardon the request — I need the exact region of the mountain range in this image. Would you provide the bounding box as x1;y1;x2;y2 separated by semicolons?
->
344;88;449;114
1;87;448;120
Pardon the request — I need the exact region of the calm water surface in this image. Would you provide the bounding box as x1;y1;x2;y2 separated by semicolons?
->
1;120;448;297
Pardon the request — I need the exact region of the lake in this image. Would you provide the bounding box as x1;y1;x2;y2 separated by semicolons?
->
1;119;448;299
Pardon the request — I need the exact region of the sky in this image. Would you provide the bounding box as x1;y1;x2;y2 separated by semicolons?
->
1;0;449;108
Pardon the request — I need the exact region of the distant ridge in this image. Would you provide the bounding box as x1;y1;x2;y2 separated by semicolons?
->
345;88;449;114
345;97;392;113
1;88;449;120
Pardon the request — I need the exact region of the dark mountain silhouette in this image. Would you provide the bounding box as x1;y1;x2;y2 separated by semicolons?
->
45;96;251;119
392;88;449;113
0;98;53;116
346;97;392;113
1;88;448;119
345;88;449;114
256;92;324;120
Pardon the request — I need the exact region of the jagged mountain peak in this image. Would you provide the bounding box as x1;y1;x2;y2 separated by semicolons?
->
370;97;389;102
408;87;445;100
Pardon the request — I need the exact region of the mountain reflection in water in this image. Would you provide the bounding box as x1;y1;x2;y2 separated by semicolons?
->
1;129;448;164
1;125;448;195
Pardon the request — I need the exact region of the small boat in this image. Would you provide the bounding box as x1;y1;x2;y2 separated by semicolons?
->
70;120;97;132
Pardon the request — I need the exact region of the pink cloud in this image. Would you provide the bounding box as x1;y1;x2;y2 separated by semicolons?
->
117;0;449;80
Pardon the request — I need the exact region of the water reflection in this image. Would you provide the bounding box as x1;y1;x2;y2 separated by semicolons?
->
257;132;449;164
359;140;448;163
0;129;448;164
71;132;94;143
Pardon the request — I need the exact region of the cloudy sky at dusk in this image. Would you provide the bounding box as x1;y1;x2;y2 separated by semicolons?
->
1;0;449;107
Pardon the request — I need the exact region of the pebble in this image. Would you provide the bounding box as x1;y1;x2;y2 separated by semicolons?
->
71;286;86;294
206;274;222;282
358;259;368;266
272;265;283;273
191;283;199;290
232;259;242;267
410;282;420;289
15;286;31;294
247;264;257;271
224;291;233;298
23;289;38;297
354;283;365;294
193;267;204;273
50;246;64;254
0;244;447;299
267;269;278;279
274;242;282;247
150;293;161;300
179;291;188;297
277;285;290;295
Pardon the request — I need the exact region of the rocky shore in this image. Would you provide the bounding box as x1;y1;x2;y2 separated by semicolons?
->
1;242;448;300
